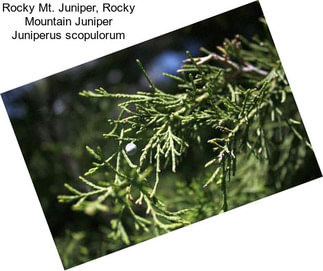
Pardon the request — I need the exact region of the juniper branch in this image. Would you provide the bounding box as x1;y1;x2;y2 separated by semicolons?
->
58;30;313;247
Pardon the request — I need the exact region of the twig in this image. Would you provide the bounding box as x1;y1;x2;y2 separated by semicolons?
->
179;52;268;77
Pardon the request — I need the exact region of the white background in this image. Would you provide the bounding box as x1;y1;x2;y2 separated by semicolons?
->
0;0;322;270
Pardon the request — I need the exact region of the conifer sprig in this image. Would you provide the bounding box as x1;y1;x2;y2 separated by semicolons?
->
58;30;312;246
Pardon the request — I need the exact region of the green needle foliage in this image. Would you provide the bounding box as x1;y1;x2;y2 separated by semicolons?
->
58;23;315;255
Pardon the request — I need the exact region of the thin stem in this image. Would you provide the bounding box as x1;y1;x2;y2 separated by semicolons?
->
181;52;268;77
115;128;124;184
221;160;228;212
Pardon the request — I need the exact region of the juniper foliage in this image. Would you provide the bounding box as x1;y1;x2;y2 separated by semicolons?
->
58;28;313;250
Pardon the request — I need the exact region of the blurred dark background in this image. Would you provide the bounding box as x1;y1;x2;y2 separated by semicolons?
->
2;1;320;268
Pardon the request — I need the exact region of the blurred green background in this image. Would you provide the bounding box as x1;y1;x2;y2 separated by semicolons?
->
1;2;321;269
